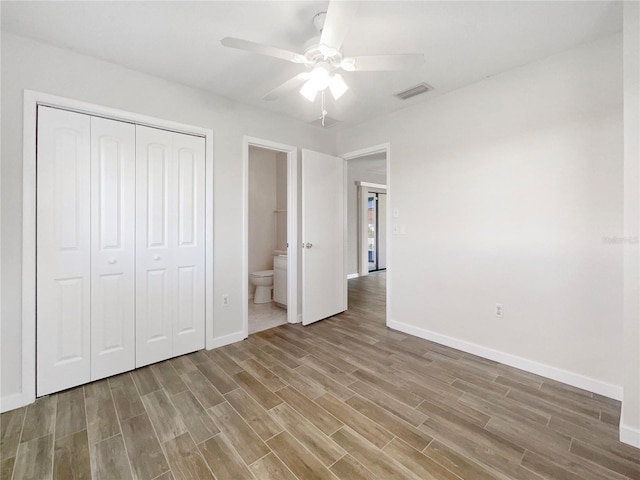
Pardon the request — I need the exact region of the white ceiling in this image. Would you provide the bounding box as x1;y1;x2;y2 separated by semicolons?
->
1;1;622;129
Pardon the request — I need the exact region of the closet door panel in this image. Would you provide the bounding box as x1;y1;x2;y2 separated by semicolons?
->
136;126;174;367
37;107;92;396
173;134;205;356
90;117;136;380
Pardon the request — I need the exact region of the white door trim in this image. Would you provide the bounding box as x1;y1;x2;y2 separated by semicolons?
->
17;90;214;411
242;137;298;339
340;143;391;327
356;181;387;190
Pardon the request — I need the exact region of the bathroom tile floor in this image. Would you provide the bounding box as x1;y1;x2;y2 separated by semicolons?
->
248;300;287;334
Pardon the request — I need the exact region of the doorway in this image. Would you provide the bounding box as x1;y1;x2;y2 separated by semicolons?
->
342;143;391;325
243;140;348;333
242;137;298;338
247;146;288;334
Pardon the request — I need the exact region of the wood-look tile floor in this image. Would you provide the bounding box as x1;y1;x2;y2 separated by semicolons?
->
2;272;639;480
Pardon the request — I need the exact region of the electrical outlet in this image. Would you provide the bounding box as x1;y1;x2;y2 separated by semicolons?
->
222;294;230;307
495;303;504;318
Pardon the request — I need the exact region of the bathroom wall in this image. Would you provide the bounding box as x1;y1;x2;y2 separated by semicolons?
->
248;147;287;298
346;156;387;276
275;152;287;252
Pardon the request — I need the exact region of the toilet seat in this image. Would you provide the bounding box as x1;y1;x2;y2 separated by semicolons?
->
251;270;273;277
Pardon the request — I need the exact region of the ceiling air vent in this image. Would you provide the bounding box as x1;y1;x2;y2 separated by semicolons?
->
395;82;432;100
310;116;341;128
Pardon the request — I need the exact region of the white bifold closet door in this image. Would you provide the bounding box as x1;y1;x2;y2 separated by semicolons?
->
37;109;136;396
37;108;205;395
135;125;205;367
37;107;93;395
90;117;136;381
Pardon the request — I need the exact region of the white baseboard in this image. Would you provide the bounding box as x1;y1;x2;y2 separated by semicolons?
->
1;392;32;413
620;404;640;447
620;422;640;448
3;330;247;413
387;319;623;401
207;330;247;350
347;273;359;279
297;314;303;323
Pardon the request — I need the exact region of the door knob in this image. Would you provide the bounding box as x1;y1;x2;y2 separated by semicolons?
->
305;243;313;249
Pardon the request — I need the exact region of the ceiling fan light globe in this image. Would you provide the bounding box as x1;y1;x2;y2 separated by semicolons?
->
329;74;348;100
300;80;318;102
309;64;330;91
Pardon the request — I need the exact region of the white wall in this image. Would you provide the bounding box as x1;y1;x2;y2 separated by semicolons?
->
622;1;640;447
337;34;625;397
0;32;334;403
346;160;386;276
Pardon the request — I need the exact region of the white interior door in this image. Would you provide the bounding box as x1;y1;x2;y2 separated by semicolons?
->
302;149;346;325
37;107;92;396
172;133;205;356
90;117;136;381
136;126;205;366
136;126;175;366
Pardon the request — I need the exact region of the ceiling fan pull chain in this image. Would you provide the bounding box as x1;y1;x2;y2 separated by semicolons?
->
321;91;327;127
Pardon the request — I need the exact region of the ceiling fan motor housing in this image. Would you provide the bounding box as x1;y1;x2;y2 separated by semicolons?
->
303;37;343;70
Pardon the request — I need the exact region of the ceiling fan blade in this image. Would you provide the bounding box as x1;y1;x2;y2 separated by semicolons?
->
221;37;306;64
320;1;359;50
345;54;425;71
262;73;310;101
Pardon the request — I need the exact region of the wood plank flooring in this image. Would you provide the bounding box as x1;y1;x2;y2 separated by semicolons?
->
2;272;639;479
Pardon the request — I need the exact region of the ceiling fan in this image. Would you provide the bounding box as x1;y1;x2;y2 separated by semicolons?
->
220;1;425;106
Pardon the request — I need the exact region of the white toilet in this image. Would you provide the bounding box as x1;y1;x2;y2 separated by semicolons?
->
250;270;274;303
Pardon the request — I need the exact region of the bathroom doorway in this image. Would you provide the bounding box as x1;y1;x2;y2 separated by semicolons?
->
242;137;298;337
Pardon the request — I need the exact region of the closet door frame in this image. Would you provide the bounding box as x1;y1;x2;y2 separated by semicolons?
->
19;90;214;409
